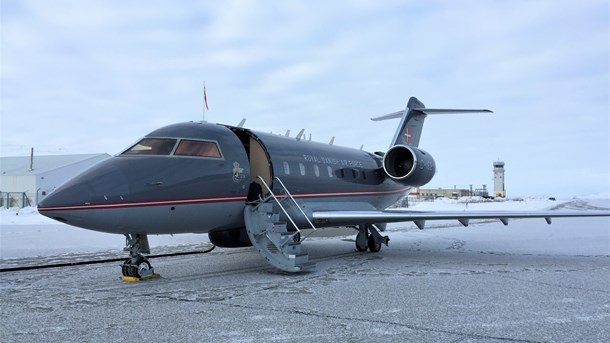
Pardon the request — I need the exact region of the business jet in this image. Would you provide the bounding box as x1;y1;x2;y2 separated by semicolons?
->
37;97;610;278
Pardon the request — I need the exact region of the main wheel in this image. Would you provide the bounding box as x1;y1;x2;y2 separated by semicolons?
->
355;232;368;252
368;234;382;252
136;260;152;277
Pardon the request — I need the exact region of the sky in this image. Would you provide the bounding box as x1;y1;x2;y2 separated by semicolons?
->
1;0;608;198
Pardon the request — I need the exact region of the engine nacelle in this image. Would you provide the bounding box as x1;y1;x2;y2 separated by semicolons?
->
382;145;436;187
208;227;253;248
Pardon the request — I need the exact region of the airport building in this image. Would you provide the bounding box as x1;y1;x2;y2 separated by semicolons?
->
419;187;471;199
493;161;506;197
0;153;110;208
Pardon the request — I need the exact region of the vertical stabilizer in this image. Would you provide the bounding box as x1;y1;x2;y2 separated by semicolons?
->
371;97;427;148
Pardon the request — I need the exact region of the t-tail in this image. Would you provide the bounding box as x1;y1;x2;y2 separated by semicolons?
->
371;96;492;148
372;97;492;188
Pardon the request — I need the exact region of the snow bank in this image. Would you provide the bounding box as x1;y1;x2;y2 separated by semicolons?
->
576;192;610;199
0;206;58;225
0;207;209;259
1;198;608;260
405;196;566;212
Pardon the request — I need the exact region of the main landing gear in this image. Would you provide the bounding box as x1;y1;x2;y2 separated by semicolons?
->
355;224;389;253
121;234;158;281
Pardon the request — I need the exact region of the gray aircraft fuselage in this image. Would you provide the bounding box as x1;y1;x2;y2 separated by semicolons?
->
38;97;610;274
38;122;408;236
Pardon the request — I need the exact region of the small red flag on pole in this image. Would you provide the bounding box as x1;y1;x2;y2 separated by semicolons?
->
203;82;209;111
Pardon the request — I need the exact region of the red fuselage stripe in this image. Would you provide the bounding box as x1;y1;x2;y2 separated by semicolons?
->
37;188;408;212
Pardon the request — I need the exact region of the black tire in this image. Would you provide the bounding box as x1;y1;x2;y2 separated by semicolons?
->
121;259;131;277
368;234;381;253
123;256;152;278
292;232;301;243
355;232;368;252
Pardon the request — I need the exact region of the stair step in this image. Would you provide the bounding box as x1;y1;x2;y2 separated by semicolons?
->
285;243;302;255
266;243;278;253
297;261;316;270
244;190;314;273
288;252;309;266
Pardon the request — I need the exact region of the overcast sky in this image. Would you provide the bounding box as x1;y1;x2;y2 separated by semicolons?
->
1;0;608;197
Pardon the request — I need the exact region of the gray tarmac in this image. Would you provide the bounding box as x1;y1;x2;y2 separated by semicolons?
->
2;222;609;343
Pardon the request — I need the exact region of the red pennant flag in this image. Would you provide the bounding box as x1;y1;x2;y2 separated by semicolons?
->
204;83;209;110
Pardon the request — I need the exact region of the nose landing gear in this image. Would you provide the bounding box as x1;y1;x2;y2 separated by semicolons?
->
121;234;159;281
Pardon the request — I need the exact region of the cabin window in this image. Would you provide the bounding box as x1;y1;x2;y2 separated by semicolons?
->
175;140;221;158
122;138;177;156
314;164;320;177
283;161;290;175
340;169;345;178
327;166;333;178
352;169;359;179
299;163;306;176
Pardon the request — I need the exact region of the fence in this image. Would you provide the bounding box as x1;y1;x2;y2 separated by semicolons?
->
0;192;33;209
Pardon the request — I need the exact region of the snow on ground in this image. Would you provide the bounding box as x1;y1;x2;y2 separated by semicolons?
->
387;197;610;256
0;207;209;259
1;197;608;260
1;197;609;342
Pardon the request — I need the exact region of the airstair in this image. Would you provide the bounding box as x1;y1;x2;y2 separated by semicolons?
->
244;176;317;272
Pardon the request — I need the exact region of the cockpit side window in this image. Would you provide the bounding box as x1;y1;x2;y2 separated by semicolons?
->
121;138;177;155
174;140;222;158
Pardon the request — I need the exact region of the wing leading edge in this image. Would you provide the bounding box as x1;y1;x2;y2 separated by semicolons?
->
311;210;610;229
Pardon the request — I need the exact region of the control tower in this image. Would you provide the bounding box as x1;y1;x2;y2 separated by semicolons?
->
493;161;505;198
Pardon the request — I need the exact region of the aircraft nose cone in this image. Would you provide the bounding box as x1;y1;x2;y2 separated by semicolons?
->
38;180;93;210
37;158;129;227
37;181;93;223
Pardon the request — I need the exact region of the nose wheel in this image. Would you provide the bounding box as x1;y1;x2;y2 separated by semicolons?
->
121;234;158;280
121;256;153;278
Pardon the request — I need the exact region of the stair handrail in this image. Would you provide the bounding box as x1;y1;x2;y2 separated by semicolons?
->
272;177;317;232
256;176;301;237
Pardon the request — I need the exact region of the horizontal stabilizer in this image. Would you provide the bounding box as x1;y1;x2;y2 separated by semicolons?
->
371;108;491;121
417;108;493;114
371;111;403;121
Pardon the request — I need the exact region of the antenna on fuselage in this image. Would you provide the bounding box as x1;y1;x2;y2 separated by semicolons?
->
285;130;290;137
237;118;246;127
329;136;335;145
296;129;305;141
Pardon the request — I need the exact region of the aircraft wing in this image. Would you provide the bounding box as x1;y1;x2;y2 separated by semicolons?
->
311;209;610;229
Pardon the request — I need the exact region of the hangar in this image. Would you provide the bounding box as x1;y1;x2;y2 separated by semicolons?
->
0;153;110;208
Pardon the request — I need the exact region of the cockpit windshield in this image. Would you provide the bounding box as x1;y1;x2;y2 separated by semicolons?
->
121;138;177;155
120;138;222;158
174;140;221;158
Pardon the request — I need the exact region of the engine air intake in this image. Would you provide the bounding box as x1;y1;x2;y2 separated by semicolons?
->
383;145;436;187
